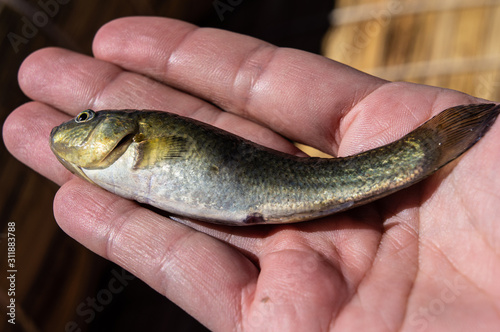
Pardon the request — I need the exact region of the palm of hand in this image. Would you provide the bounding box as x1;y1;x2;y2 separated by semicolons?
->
4;17;499;331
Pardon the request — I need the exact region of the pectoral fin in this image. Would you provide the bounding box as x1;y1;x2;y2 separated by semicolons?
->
134;135;190;169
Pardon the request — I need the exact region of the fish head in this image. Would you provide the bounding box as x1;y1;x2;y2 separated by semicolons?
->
50;109;139;179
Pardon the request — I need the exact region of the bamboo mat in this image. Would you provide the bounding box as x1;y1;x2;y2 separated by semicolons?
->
325;0;500;100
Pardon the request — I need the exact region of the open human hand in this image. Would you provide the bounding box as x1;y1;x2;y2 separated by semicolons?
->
4;17;500;331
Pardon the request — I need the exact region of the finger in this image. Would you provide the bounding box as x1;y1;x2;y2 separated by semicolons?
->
18;47;209;115
54;178;258;331
18;47;300;154
3;102;73;184
92;17;386;154
335;82;481;156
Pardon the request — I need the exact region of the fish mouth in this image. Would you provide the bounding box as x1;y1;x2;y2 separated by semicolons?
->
52;131;137;183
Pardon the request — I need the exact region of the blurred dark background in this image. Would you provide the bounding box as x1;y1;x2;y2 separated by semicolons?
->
0;1;334;331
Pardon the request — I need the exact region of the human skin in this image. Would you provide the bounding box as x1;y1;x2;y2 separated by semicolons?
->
4;17;500;332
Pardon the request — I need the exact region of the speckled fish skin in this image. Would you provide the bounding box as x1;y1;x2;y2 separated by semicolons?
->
50;104;500;225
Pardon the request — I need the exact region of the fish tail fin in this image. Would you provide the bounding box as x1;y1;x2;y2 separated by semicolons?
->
423;103;500;169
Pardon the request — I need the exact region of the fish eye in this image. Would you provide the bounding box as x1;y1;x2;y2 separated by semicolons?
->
75;110;95;123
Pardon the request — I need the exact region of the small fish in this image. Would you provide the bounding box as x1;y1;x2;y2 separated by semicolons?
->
50;104;499;225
